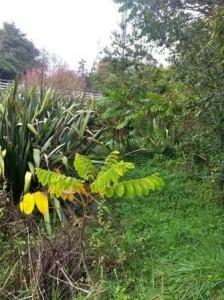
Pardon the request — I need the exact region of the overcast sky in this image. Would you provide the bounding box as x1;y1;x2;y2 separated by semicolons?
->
0;0;121;70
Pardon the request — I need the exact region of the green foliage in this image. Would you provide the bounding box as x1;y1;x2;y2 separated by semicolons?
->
103;150;120;167
113;174;164;198
93;16;187;153
89;152;164;198
30;152;164;238
3;156;224;299
108;0;224;169
0;84;102;200
0;23;39;79
168;7;224;165
4;3;224;298
96;68;182;152
91;152;136;196
35;151;164;202
74;153;97;181
114;0;216;46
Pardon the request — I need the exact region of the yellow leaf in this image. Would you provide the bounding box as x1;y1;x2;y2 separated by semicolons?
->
21;193;35;215
19;200;24;213
34;192;48;215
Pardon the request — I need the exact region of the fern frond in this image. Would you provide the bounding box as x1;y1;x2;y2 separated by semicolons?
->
36;168;86;200
107;173;165;198
74;153;97;181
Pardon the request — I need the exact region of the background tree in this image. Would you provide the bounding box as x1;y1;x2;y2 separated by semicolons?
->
77;59;88;79
0;22;39;80
92;13;181;152
23;51;86;92
112;0;224;163
113;0;224;46
93;13;156;95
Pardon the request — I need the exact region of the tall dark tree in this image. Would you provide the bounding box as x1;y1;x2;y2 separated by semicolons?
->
77;59;88;78
0;22;39;80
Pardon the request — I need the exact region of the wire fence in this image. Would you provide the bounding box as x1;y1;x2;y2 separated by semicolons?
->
0;79;102;100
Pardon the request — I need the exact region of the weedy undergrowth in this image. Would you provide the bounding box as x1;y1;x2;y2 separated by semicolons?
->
18;151;164;297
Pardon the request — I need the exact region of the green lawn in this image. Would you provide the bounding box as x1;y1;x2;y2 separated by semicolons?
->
89;157;224;300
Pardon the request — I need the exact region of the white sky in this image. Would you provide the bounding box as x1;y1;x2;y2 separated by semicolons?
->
0;0;121;70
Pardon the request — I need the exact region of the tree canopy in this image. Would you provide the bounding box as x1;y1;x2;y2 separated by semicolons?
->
0;22;39;80
114;0;224;46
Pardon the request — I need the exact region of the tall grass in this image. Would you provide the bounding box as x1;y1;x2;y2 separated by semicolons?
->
87;156;224;299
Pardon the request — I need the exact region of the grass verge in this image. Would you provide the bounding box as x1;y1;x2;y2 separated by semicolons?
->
88;156;224;300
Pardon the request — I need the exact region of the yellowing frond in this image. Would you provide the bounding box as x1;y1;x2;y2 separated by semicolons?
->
35;168;86;199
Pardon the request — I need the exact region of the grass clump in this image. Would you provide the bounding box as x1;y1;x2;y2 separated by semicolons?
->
88;157;224;299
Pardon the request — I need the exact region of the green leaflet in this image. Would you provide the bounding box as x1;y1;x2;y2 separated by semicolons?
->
115;184;125;197
133;182;143;197
91;160;135;195
74;153;97;181
103;151;120;169
139;180;149;195
124;181;135;198
92;151;134;195
89;152;164;198
110;174;165;198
